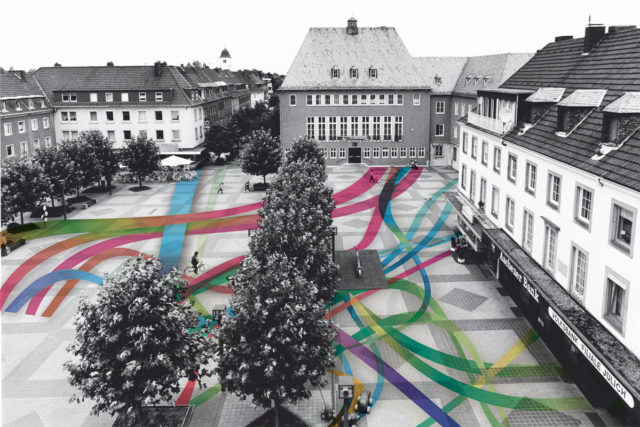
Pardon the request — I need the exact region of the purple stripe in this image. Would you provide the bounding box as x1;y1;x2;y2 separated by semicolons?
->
335;328;460;427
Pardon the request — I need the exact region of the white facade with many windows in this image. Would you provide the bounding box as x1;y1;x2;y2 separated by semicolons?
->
457;121;639;354
55;106;205;150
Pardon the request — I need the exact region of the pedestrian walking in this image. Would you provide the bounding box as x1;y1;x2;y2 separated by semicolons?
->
244;181;250;192
191;251;200;274
218;183;224;194
369;172;375;183
41;205;48;228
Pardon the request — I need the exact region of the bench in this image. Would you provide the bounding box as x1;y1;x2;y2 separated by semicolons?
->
2;238;26;256
81;199;98;209
253;183;270;192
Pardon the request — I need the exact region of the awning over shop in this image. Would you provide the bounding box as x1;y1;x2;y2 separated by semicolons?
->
445;192;495;251
484;228;640;410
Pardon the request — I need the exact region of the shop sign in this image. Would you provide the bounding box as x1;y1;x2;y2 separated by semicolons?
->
499;251;539;303
549;306;635;408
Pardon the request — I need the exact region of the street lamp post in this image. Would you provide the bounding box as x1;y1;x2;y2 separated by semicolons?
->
212;304;226;392
329;226;338;418
58;179;67;221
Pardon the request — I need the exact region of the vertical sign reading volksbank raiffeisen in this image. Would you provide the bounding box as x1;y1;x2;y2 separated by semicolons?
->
549;307;635;409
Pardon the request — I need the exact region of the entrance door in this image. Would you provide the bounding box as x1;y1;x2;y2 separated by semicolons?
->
348;147;361;163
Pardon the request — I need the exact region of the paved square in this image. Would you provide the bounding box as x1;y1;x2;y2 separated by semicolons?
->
1;164;616;426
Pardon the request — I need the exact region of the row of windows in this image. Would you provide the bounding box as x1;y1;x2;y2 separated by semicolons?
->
331;67;377;79
306;116;404;142
62;92;164;103
3;117;51;135
306;146;426;159
60;127;204;143
460;165;634;334
60;109;203;123
461;131;616;241
1;98;47;112
290;93;421;107
461;146;635;257
453;101;478;117
5;137;53;157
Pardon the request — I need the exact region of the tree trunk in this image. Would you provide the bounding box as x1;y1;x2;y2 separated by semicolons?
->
263;175;267;184
50;195;56;208
132;403;144;425
273;400;279;427
76;188;80;198
138;176;143;189
108;178;112;195
20;210;24;225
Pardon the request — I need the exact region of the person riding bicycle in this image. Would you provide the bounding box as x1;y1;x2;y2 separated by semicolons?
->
191;251;200;274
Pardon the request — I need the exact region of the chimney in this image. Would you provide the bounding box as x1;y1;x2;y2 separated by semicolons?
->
106;61;114;67
154;61;162;77
54;62;61;67
13;70;25;80
555;35;573;42
347;17;358;35
584;25;606;53
609;25;637;34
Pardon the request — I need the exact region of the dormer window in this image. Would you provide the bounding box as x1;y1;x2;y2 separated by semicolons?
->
350;68;358;79
556;89;606;136
483;76;491;86
331;68;340;79
465;76;472;85
434;75;442;86
601;92;640;145
473;76;480;85
369;68;377;78
28;99;34;109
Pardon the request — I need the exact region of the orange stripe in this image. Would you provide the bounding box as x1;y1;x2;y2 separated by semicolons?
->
42;248;148;317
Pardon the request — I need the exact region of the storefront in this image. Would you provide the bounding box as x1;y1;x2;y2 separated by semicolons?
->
484;229;640;423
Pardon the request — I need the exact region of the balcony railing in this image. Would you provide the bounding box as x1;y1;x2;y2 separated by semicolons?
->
468;111;514;135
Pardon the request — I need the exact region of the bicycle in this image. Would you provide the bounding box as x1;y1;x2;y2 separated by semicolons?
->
183;260;207;276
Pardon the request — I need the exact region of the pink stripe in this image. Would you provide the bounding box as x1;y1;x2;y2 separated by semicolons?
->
25;233;161;315
333;167;387;205
388;250;451;283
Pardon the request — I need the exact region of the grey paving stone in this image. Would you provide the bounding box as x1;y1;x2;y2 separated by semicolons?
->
439;288;489;312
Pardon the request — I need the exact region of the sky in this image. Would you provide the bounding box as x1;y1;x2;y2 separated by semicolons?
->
2;0;639;74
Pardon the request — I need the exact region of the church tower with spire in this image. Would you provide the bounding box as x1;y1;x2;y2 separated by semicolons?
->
219;48;232;70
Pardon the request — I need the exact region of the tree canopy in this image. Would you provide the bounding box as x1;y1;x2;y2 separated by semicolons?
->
285;138;326;179
240;129;282;183
216;254;334;409
1;156;51;224
120;136;160;188
65;258;214;425
34;145;78;207
81;130;119;192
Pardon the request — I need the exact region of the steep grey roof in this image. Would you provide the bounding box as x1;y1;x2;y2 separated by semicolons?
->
556;89;606;107
0;73;46;99
33;65;192;105
281;27;429;90
502;28;640;193
453;53;534;96
526;87;566;103
603;92;640;113
413;57;468;94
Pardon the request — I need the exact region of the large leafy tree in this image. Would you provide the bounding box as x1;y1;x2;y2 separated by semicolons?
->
205;123;238;159
250;160;338;303
285;137;326;177
35;145;80;207
59;139;97;198
216;254;334;421
120;136;160;189
80;130;119;194
65;258;215;425
240;129;281;183
1;157;51;224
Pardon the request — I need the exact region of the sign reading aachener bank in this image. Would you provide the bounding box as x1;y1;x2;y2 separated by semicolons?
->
499;252;539;303
549;307;635;408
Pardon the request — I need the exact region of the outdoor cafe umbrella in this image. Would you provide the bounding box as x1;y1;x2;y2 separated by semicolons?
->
161;155;192;168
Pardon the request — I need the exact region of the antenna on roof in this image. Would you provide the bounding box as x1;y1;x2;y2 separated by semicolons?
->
588;14;591;26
